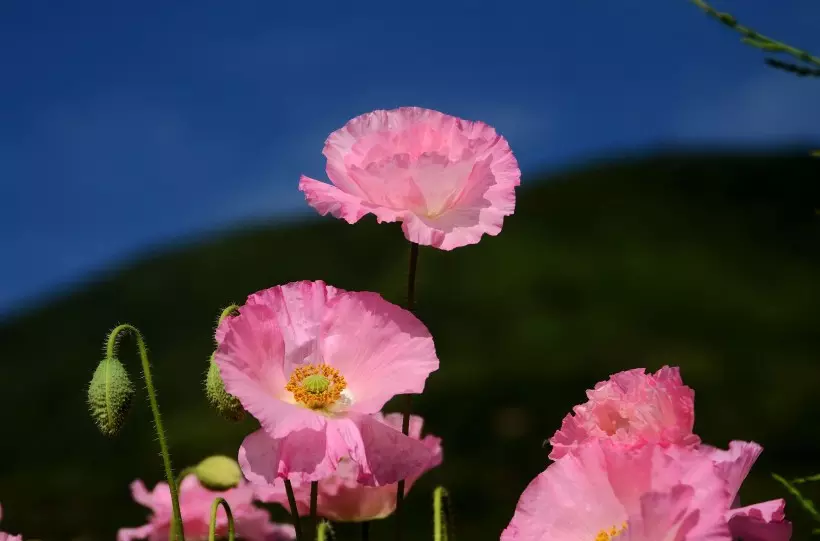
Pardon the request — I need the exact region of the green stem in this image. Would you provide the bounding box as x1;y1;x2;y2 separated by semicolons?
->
285;479;303;541
396;241;420;541
433;487;453;541
208;497;236;541
690;0;820;67
106;324;185;541
310;481;319;538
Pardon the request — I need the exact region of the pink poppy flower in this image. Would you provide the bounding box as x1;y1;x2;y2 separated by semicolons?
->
117;476;295;541
299;107;521;250
704;441;791;541
215;280;439;485
501;440;732;541
548;366;700;460
0;504;22;541
254;413;442;521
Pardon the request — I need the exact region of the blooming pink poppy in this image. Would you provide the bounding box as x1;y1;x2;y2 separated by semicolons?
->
299;107;521;250
704;441;791;541
501;440;732;541
548;366;700;460
117;476;295;541
215;280;439;485
254;413;442;521
0;504;22;541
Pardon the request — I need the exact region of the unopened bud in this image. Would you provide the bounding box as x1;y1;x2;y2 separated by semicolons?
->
195;455;242;490
205;357;245;422
88;357;134;436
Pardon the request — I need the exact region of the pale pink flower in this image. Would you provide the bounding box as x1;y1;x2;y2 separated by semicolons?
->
548;366;700;460
215;280;439;485
117;476;295;541
255;413;442;521
0;504;22;541
704;441;791;541
299;107;521;250
501;440;732;541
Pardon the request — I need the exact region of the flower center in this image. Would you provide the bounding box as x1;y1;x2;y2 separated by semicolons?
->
285;364;346;410
594;522;627;541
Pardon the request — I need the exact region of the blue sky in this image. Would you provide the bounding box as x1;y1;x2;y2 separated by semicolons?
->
1;1;819;316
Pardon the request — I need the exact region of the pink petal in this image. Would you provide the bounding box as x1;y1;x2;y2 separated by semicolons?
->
330;414;437;486
245;281;339;374
216;303;325;438
501;442;625;541
625;485;730;541
254;413;443;522
238;428;338;484
128;480;156;509
727;500;792;541
702;440;763;503
319;291;438;413
116;524;156;541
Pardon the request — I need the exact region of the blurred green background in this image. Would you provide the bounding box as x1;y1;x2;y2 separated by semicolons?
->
1;150;819;540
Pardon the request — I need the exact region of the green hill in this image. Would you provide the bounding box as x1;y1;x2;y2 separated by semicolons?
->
1;150;819;540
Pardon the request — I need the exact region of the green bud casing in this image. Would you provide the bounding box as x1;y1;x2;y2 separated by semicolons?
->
195;455;243;490
205;357;245;422
88;356;135;436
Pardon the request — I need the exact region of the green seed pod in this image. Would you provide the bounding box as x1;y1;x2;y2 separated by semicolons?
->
205;357;245;422
195;455;243;491
87;357;135;436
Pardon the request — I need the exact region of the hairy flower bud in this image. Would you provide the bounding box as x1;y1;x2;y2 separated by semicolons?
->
194;455;243;490
88;356;135;436
205;357;245;422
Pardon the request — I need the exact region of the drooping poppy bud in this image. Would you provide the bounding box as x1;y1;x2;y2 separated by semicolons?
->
87;356;135;436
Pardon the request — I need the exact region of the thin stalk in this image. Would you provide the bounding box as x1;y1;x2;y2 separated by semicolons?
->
396;241;420;540
310;481;319;539
285;479;303;541
106;324;184;541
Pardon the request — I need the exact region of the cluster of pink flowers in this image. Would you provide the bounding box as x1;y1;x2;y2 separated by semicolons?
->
502;367;792;541
117;107;499;539
34;106;788;540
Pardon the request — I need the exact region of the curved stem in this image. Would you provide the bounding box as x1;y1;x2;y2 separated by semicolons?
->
208;497;236;541
690;0;820;68
396;242;420;540
285;479;303;541
106;324;185;541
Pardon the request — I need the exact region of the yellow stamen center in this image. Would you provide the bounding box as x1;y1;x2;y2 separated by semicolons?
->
285;364;346;410
594;522;627;541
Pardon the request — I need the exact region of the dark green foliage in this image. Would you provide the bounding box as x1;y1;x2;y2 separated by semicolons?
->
0;150;818;540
